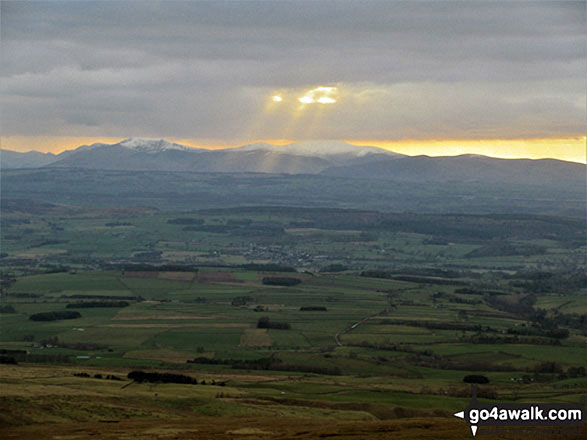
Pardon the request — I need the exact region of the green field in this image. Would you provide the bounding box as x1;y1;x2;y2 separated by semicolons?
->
1;205;585;439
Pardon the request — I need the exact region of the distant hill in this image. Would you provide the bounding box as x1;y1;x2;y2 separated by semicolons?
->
1;138;584;217
321;154;585;186
0;149;57;169
1;138;400;174
2;138;583;188
2;167;585;218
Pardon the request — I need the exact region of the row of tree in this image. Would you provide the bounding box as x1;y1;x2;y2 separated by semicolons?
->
66;301;129;308
29;311;81;321
127;370;225;386
187;356;341;375
257;317;290;330
262;277;301;286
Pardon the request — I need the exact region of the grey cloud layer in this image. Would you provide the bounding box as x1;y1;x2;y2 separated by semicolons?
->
1;0;585;140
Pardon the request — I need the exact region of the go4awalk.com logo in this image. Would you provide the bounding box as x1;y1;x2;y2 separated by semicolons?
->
453;385;585;437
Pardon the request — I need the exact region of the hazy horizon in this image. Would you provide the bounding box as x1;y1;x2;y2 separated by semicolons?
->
2;136;586;164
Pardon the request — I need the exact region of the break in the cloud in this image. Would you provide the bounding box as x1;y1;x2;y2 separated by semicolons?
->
1;1;585;144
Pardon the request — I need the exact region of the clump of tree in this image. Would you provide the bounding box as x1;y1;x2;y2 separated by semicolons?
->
546;328;570;339
231;296;255;306
105;222;132;227
40;336;59;347
241;263;297;272
392;275;466;286
0;356;18;364
182;224;232;233
257;316;290;330
12;293;41;298
300;306;327;311
122;264;198;272
376;319;497;333
534;361;563;375
454;288;481;294
43;265;70;274
66;301;129;308
106;374;122;381
399;268;462;278
132;251;162;261
509;270;586;294
29;311;81;321
271;363;341;375
127;370;198;385
262;277;301;286
167;218;205;225
188;356;340;375
362;269;468;285
463;375;490;384
226;218;253;226
0;305;16;313
432;292;482;305
466;244;546;258
465;334;561;346
62;294;141;300
528;308;585;332
566;366;586;378
9;353;71;363
319;264;347;273
360;270;391;279
0;349;26;355
74;372;123;381
61;342;110;351
486;293;537;320
189;356;275;369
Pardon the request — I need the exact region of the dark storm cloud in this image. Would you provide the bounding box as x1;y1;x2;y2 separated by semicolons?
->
1;0;585;140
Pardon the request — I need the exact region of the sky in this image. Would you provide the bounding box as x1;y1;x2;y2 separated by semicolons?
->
1;1;585;162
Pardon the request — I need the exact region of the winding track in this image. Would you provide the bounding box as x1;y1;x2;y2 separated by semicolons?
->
334;314;378;346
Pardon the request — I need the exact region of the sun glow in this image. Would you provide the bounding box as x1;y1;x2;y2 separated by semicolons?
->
268;85;339;106
298;96;315;104
298;86;338;105
317;97;336;104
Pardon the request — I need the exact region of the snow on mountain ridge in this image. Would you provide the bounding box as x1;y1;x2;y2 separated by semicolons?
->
231;140;397;158
117;137;195;153
33;138;402;164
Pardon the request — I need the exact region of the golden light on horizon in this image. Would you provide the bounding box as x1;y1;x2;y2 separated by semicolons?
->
346;137;587;164
271;95;283;102
2;135;585;164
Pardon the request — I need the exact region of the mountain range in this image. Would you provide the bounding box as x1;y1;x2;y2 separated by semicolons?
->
1;138;584;186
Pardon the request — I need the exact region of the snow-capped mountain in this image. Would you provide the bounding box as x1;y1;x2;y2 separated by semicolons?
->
1;138;401;173
232;140;399;158
1;138;583;187
117;137;195;153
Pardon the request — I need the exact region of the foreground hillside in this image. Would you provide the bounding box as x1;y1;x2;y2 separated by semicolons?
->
0;205;587;439
1;266;585;439
1;206;585;438
3;366;570;440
